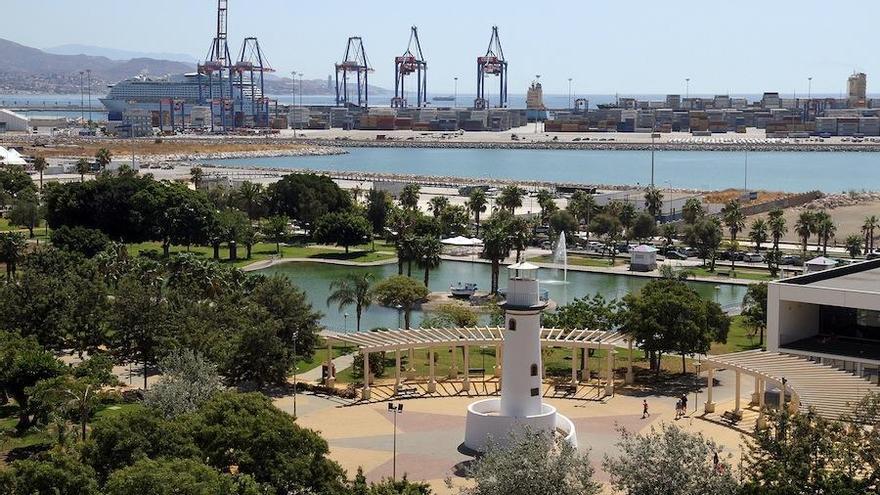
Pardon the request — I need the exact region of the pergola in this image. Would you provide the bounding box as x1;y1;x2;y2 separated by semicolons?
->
322;327;634;400
703;349;877;423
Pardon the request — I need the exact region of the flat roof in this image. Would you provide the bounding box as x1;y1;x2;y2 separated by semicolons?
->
777;258;880;292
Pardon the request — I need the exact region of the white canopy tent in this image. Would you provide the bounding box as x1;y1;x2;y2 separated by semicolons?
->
0;147;27;166
441;236;483;256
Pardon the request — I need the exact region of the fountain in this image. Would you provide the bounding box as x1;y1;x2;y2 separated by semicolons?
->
553;231;568;282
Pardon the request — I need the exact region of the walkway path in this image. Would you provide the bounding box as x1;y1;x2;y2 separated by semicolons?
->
242;255;396;272
298;353;356;383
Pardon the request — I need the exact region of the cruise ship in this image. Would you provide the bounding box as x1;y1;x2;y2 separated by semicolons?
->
100;73;265;123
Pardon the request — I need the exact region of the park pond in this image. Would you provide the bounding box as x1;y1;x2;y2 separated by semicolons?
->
260;260;748;331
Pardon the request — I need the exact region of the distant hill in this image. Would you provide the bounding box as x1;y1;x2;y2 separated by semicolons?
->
45;44;199;64
0;38;194;94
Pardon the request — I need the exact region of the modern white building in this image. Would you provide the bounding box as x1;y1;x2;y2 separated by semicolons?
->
768;259;880;384
0;109;29;132
464;263;577;451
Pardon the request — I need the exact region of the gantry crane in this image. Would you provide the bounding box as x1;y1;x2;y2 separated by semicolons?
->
335;37;373;108
198;0;235;130
475;26;508;110
392;26;427;108
235;37;274;127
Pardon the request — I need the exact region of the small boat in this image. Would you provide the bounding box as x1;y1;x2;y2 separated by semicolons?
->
450;282;478;297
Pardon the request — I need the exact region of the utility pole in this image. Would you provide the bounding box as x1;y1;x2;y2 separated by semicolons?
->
86;69;92;123
807;76;813;122
291;71;297;138
685;77;690;104
79;71;85;123
454;77;458;107
298;72;303;130
568;78;573;109
387;403;404;480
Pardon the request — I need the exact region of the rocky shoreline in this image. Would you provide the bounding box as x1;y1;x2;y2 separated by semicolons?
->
142;146;345;165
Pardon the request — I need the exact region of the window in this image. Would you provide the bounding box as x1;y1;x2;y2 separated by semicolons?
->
530;364;538;377
530;387;540;397
508;319;517;331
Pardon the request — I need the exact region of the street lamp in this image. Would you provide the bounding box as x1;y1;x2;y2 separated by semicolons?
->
396;304;403;329
453;77;458;107
86;69;92;123
79;71;85;124
807;76;813;121
685;77;690;101
387;402;404;480
344;313;349;332
568;78;573;109
290;71;297;137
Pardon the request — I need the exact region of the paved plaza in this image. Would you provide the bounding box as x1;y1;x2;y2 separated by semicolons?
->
275;368;754;494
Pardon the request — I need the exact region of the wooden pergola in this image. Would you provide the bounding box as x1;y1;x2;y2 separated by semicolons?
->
703;349;877;423
321;327;634;400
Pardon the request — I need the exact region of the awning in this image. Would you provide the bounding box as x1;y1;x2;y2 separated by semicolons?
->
441;236;483;246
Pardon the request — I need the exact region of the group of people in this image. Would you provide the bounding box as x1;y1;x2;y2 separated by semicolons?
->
675;394;689;419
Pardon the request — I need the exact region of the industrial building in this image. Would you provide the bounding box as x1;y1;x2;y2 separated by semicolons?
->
0;109;29;132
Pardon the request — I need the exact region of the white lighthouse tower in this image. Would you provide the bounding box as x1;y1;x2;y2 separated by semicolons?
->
464;262;577;451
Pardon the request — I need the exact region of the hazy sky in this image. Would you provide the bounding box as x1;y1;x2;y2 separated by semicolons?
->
5;0;879;95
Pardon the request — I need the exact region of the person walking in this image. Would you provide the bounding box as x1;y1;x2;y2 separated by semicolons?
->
681;394;688;416
642;399;650;419
675;399;682;419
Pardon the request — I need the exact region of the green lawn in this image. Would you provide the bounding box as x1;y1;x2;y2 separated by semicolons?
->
710;315;763;355
529;254;624;268
124;241;396;268
295;346;353;374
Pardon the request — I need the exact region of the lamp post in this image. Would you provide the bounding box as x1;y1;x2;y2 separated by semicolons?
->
298;72;303;128
568;78;573;109
387;402;404;480
79;71;85;124
453;77;458;107
344;313;349;333
396;304;403;329
685;78;690;101
807;76;812;121
86;69;92;123
290;71;297;137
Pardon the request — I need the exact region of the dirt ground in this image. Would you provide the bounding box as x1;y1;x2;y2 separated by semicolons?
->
746;200;880;244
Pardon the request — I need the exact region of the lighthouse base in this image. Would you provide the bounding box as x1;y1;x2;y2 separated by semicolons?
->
463;398;577;452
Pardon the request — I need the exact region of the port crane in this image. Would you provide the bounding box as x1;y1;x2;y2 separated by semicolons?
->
235;37;274;127
475;26;508;109
198;0;235;131
335;37;373;108
392;26;427;108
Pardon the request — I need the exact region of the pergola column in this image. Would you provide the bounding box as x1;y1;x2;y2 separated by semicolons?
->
757;379;767;429
463;345;471;391
570;347;578;386
581;347;589;382
625;339;634;385
362;351;371;400
604;350;614;395
406;347;415;380
704;367;716;413
394;349;401;394
733;371;742;419
448;345;458;379
427;347;436;393
778;380;785;410
325;341;335;386
750;376;761;405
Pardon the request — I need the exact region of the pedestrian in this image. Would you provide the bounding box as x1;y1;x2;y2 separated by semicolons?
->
681;394;688;415
713;451;720;469
675;399;682;419
642;399;650;419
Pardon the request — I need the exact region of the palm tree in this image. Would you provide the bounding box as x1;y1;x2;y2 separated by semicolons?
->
496;185;525;213
190;166;204;189
721;200;745;270
568;190;597;236
428;196;449;218
415;235;443;286
863;215;878;253
236;181;264;220
94;148;112;172
481;214;513;294
643;186;664;219
845;234;863;258
535;189;558;224
814;212;836;256
399;184;421;210
768;208;787;252
327;273;374;333
0;232;27;280
794;211;815;259
467;188;488;236
748;218;768;252
32;156;47;193
682;197;705;224
75;158;90;182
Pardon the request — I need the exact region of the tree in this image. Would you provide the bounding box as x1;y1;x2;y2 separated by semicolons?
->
7;450;100;495
415;235;442;287
590;213;623;264
189;166;204;189
0;331;64;431
94;147;112;172
467;188;488;236
144;350;223;418
536;189;558;224
541;294;623;330
603;423;739;495
660;223;677;248
644;186;664;219
235;181;264;220
75;157;91;182
682;197;705;224
266;174;352;233
845;233;864;258
421;303;479;328
248;274;323;360
366;189;392;239
495;185;524;213
223;313;289;389
327;273;374;333
741;282;768;347
263;215;289;255
749;218;768;252
814;210;836;256
768;208;787;252
481;213;513;294
684;216;723;271
7;190;43;238
371;275;428;329
568;190;597;237
462;430;601;495
721;200;745;270
399;183;421;210
50;225;110;257
33;155;47;192
314;211;371;253
30;374;99;442
428;195;449;218
863;215;879;253
622;279;730;373
104;458;239;495
217;208;250;261
351;469;432;495
631;212;656;243
794;210;815;259
548;210;578;241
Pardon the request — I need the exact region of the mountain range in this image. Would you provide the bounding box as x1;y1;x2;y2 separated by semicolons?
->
44;44;199;64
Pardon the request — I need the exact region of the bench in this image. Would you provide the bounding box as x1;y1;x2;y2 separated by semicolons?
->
554;383;577;395
396;387;418;397
721;410;741;425
467;368;485;379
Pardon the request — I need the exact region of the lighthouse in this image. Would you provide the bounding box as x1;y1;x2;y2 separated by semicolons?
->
464;262;577;451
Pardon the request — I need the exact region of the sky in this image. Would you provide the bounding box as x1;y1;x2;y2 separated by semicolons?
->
5;0;880;95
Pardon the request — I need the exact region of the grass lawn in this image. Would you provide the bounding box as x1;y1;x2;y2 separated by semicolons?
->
0;404;53;465
710;315;763;354
93;402;143;420
295;346;353;374
688;266;774;282
529;254;625;268
124;241;396;268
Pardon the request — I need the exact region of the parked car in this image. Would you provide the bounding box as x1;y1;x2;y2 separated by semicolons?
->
781;255;804;266
683;247;698;257
616;243;630;254
867;251;880;260
665;250;688;260
743;252;765;263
